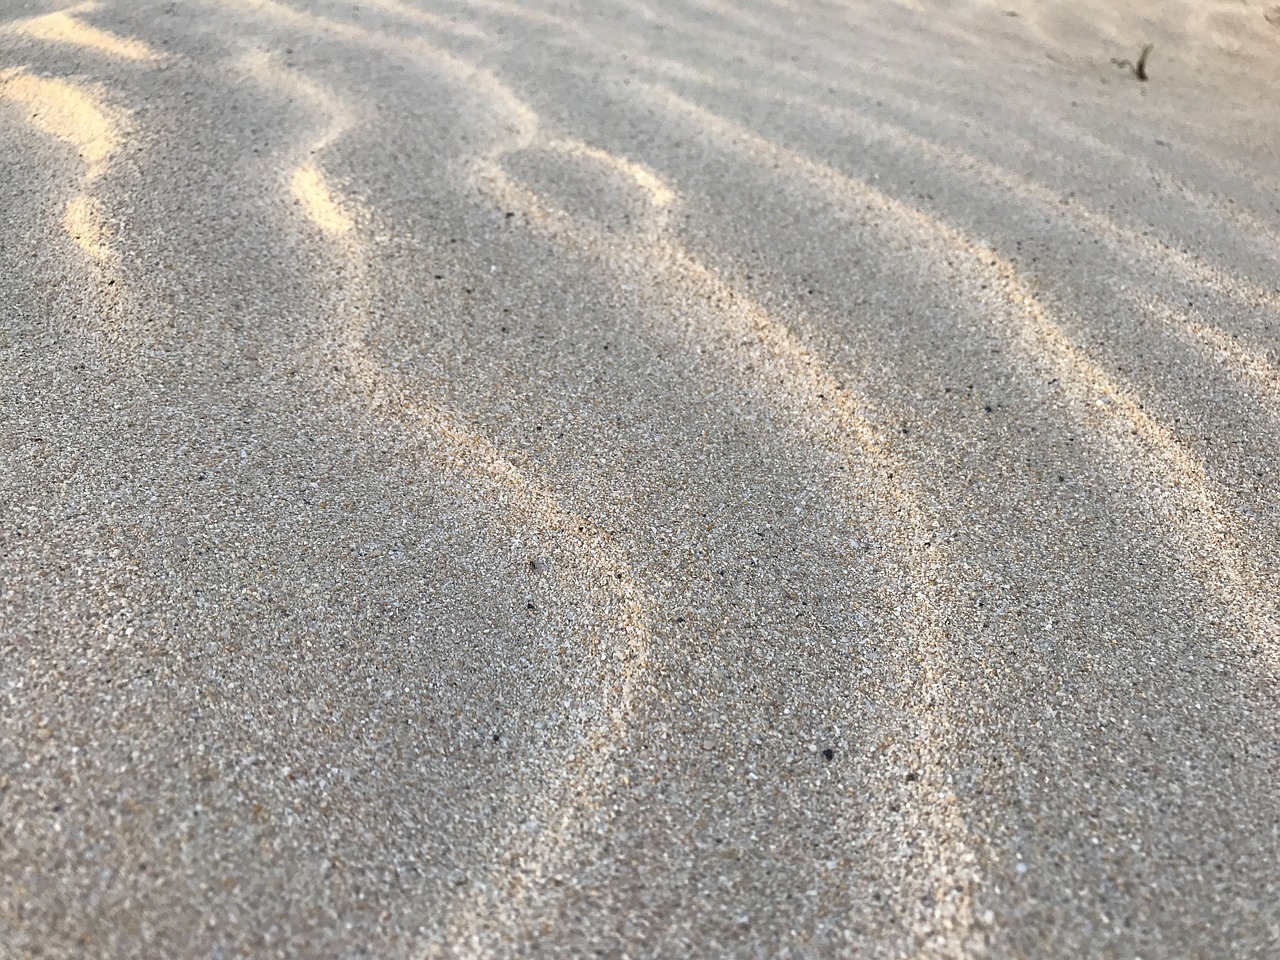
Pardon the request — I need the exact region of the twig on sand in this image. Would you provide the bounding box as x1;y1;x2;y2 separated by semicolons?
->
1111;43;1154;81
1134;43;1153;80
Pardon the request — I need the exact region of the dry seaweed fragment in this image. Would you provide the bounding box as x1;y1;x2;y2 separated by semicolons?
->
1111;43;1154;81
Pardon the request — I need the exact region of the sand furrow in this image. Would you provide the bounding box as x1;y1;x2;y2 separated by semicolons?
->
238;49;668;950
4;1;1277;956
639;84;1278;648
473;128;986;956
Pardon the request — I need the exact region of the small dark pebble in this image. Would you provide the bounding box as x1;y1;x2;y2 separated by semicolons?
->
984;405;993;413
822;748;834;761
905;770;919;782
526;601;535;610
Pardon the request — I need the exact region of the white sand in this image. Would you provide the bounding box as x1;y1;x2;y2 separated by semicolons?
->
1;0;1278;956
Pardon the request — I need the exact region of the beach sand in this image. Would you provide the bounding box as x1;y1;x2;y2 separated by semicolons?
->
1;0;1278;956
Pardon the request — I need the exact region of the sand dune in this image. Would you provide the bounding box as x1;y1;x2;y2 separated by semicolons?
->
2;1;1277;957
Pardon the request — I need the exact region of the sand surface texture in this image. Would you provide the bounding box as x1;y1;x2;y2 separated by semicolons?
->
2;1;1278;957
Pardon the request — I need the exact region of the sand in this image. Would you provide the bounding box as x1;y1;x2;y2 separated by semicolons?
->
1;0;1278;956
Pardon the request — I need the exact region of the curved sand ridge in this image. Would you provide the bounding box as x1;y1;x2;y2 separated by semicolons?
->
216;2;990;950
4;4;164;64
240;22;984;949
0;6;165;343
238;44;665;952
0;5;164;257
0;67;124;263
474;131;985;949
630;83;1277;648
2;1;1278;958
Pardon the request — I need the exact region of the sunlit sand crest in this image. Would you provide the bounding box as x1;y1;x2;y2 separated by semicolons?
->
474;130;984;954
1127;290;1280;410
290;164;355;235
355;0;487;38
4;5;163;62
241;48;660;947
0;66;119;176
223;0;536;146
640;85;1276;648
62;194;111;261
0;66;123;262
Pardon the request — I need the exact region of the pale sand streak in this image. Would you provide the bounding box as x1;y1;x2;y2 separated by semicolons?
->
233;4;982;945
236;47;660;949
617;0;1280;247
629;63;1280;398
634;85;1278;650
638;60;1280;320
440;0;1280;263
348;0;488;39
2;3;164;62
291;165;356;236
473;137;984;954
1125;290;1280;412
0;66;122;264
